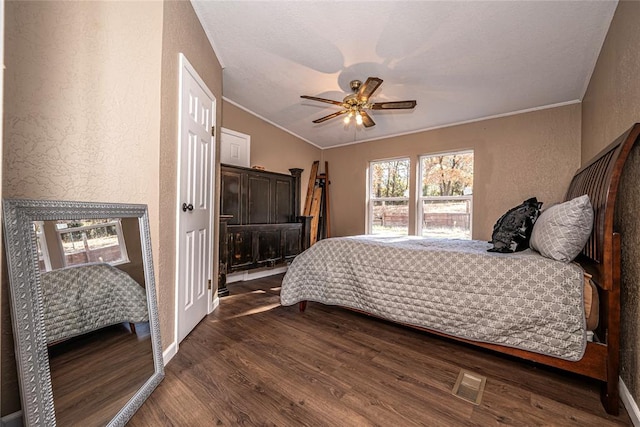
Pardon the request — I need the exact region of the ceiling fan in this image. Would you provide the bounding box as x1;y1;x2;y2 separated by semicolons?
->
301;77;417;128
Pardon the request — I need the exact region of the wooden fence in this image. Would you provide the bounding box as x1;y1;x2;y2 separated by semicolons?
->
377;212;470;229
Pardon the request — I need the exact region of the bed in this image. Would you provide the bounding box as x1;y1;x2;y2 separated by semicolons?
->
280;123;640;415
40;262;149;344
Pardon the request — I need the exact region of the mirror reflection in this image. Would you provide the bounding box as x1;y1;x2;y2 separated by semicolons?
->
32;217;154;426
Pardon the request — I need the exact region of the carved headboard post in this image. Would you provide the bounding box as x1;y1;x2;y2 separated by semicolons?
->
218;214;233;297
289;169;311;250
289;168;304;218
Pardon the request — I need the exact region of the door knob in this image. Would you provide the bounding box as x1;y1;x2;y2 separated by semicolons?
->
182;203;194;212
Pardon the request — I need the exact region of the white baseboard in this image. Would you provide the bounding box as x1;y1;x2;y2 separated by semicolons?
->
620;377;640;426
165;295;219;366
162;340;178;366
209;295;220;314
226;266;287;284
1;411;23;427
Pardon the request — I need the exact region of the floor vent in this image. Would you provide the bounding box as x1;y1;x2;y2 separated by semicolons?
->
452;369;486;405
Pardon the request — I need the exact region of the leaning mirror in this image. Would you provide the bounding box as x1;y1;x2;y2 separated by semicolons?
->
3;199;164;426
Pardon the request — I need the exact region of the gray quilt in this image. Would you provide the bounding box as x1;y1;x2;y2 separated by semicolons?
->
41;263;149;344
280;236;586;361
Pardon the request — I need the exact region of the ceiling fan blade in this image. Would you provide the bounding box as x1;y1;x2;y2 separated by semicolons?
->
371;100;417;110
357;77;383;101
301;95;343;106
360;111;375;128
312;110;348;123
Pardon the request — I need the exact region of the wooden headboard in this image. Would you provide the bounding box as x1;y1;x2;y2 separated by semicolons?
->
561;123;640;414
565;124;640;291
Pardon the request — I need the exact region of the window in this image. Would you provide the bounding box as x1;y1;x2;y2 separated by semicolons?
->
419;151;473;239
369;158;410;235
56;219;130;268
35;219;130;271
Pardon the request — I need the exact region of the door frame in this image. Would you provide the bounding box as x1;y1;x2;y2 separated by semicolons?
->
173;53;218;351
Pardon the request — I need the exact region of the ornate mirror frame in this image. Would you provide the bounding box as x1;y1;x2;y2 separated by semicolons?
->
2;199;164;426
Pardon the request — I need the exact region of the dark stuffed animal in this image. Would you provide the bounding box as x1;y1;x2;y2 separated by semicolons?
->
488;197;543;253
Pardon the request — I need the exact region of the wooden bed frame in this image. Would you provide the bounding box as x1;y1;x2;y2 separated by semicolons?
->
298;123;640;415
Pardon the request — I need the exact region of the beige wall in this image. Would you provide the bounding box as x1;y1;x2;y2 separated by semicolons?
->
582;1;640;163
1;0;225;416
159;0;223;351
222;100;321;210
1;1;163;415
324;104;582;240
581;0;640;408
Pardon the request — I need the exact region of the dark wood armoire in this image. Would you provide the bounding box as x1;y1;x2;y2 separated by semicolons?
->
218;164;311;296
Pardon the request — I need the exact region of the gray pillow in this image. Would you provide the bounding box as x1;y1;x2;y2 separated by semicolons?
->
529;195;593;262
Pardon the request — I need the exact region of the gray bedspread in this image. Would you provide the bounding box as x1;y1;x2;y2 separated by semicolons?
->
41;263;149;344
280;236;586;361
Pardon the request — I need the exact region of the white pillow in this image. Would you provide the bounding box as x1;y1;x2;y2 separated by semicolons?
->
529;195;593;262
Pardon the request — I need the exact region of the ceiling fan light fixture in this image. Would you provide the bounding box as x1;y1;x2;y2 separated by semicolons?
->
301;77;416;129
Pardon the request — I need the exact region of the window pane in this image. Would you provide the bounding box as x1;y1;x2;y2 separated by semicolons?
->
372;200;409;236
370;158;410;235
370;159;410;198
421;198;471;239
421;152;473;197
420;151;473;239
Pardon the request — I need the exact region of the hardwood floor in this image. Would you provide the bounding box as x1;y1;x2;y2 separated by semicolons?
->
49;323;154;426
129;274;632;426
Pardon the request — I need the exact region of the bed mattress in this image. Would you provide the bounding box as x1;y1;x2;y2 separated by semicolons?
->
280;235;587;361
41;263;149;344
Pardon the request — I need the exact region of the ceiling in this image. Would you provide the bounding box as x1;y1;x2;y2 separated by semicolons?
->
191;1;617;149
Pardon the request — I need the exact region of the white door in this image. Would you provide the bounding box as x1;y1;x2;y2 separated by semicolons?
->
177;53;216;343
220;127;250;167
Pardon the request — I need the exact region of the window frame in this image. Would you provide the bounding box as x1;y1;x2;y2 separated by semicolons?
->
417;149;474;239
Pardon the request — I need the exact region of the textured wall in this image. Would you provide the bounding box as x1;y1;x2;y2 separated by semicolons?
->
2;1;163;415
582;1;640;163
159;0;223;349
581;0;640;407
323;104;582;240
222;101;321;211
616;142;640;402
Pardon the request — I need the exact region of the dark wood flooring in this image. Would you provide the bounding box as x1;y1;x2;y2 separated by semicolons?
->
129;274;632;426
49;323;154;426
